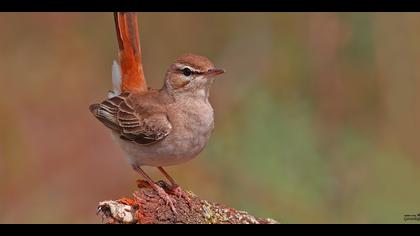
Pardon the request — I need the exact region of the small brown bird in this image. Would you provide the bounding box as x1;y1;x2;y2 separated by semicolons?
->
89;13;224;212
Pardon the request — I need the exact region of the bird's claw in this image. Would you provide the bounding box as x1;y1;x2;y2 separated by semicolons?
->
171;185;192;207
154;184;177;214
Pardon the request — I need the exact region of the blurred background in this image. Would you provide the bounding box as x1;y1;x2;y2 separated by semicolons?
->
0;13;419;223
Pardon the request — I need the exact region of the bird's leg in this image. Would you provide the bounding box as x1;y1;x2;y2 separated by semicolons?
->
132;165;177;213
157;167;192;205
157;166;178;186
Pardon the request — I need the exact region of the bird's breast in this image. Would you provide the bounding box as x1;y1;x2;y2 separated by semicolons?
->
164;99;214;158
115;99;215;167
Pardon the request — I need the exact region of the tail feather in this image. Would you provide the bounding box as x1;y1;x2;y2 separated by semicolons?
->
108;60;122;98
114;12;147;93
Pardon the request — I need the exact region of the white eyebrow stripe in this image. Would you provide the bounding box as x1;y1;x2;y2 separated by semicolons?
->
174;63;201;73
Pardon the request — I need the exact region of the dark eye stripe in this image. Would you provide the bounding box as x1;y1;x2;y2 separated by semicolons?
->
177;67;202;75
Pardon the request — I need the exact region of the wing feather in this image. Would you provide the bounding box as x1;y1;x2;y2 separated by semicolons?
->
89;93;171;145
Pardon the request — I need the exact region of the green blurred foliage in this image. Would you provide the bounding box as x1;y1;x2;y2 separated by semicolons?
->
0;13;420;223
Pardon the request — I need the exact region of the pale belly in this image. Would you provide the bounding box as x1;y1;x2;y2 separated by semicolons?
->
111;102;214;167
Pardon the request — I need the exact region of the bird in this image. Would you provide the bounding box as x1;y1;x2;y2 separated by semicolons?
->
89;12;224;212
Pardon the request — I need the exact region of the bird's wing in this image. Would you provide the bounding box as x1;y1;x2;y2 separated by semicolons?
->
89;93;172;145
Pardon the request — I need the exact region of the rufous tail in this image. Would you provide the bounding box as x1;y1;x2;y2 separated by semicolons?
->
114;12;148;93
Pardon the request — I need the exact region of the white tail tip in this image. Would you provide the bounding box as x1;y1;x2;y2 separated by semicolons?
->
110;60;122;98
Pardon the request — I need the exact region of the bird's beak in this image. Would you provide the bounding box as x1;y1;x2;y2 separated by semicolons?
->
205;68;225;77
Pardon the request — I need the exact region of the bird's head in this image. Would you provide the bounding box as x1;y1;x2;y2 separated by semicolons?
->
164;54;224;98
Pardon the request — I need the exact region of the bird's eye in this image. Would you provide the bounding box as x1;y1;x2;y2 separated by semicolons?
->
182;68;192;76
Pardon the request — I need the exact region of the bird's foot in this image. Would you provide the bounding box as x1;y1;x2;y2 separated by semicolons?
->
151;182;177;214
170;185;192;207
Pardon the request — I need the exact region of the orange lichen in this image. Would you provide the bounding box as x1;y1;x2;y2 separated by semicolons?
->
116;197;137;206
